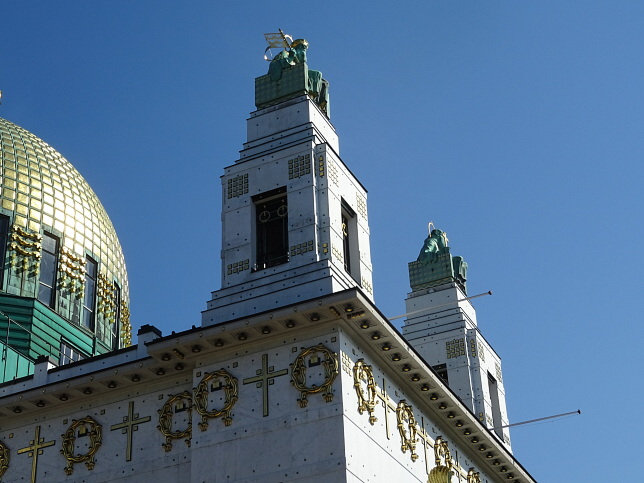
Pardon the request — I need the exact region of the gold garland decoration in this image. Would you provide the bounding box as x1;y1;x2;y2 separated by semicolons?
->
60;416;103;475
396;400;418;462
352;359;377;425
120;301;132;347
157;391;192;452
97;273;116;323
58;247;85;296
428;436;454;483
290;344;339;408
193;369;238;431
0;440;9;478
9;224;41;272
467;468;481;483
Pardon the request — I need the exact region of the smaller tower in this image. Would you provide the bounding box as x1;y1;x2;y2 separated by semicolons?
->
402;227;511;449
202;36;373;325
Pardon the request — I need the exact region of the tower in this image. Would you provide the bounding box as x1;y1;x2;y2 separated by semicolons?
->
402;228;512;449
202;38;373;325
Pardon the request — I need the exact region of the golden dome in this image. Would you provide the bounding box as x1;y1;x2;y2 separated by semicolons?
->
0;117;130;345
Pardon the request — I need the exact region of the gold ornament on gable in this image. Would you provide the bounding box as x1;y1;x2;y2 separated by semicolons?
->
352;358;377;425
194;369;239;431
290;344;339;408
396;400;418;462
157;391;192;452
60;416;103;475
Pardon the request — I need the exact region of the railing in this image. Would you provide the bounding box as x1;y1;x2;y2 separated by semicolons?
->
1;338;34;382
0;309;60;382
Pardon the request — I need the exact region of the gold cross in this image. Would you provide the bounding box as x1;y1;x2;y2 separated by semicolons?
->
375;378;397;440
17;425;55;483
416;416;432;474
243;353;288;417
110;401;151;461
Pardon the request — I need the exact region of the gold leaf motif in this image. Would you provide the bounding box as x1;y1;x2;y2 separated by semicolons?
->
352;359;377;425
467;468;481;483
428;436;454;483
396;400;418;462
120;301;132;347
291;344;339;408
60;416;102;475
0;440;9;478
157;391;192;451
193;369;238;431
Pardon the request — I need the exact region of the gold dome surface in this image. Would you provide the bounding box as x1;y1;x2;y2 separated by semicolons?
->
0;117;128;324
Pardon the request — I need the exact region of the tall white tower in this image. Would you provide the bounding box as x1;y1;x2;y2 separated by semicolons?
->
203;40;373;325
402;228;512;450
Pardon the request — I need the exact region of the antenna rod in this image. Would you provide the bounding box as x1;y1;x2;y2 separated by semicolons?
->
494;409;581;430
388;290;492;321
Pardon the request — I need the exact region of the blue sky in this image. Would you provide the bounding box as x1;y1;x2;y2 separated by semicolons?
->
1;2;642;480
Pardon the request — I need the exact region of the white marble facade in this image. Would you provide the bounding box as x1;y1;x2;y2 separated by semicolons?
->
0;290;532;482
203;95;372;324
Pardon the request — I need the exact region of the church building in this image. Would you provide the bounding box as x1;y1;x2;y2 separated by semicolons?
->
0;34;535;482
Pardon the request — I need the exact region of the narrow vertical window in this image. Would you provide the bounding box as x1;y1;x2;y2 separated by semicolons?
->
38;233;59;308
0;215;9;289
487;372;503;438
340;200;359;281
253;187;288;270
82;256;97;331
342;213;351;274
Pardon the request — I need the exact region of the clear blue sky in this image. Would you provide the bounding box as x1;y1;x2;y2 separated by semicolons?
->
2;2;641;481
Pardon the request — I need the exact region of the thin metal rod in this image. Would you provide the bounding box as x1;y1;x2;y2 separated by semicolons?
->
494;410;581;430
388;290;493;321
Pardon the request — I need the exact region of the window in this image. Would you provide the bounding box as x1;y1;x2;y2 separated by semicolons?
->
59;340;85;366
0;215;9;289
342;214;351;273
38;233;59;308
432;363;449;385
341;200;359;281
82;256;98;331
488;372;503;438
253;187;289;270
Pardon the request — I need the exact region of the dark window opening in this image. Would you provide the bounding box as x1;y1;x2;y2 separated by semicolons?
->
342;214;351;273
253;187;289;270
432;363;449;385
488;372;503;438
341;200;359;281
59;340;86;366
0;215;9;289
82;256;98;331
38;233;59;308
